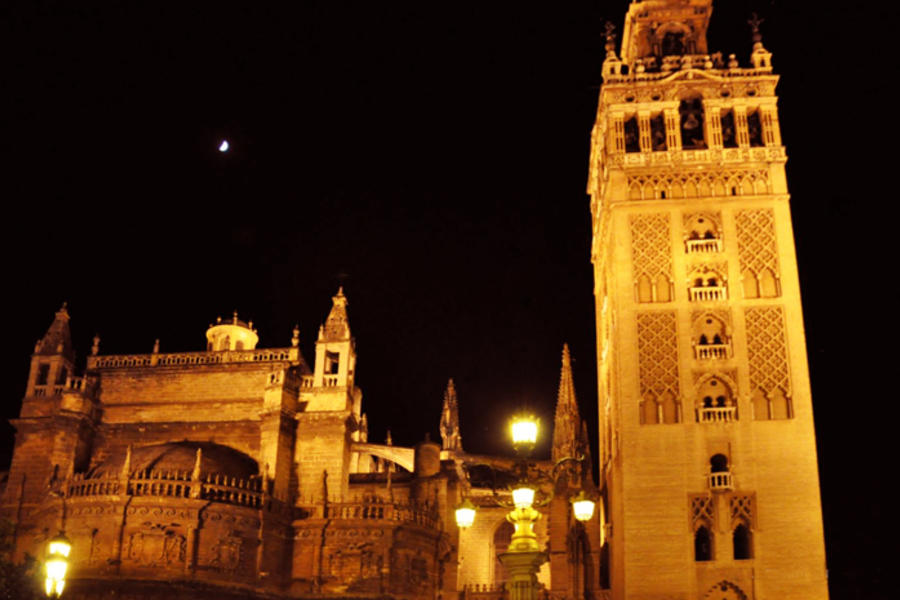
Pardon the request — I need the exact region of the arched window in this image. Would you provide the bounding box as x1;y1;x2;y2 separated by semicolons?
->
492;520;515;584
733;523;753;559
694;526;712;561
624;117;640;153
650;114;667;151
720;110;737;148
679;98;706;149
710;454;728;473
747;111;764;147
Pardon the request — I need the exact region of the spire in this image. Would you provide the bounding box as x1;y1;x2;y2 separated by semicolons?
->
552;344;581;462
35;303;74;361
439;379;462;452
322;287;351;341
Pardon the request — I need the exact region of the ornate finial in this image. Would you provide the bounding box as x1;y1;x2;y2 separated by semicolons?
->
603;21;617;58
292;324;300;347
727;53;738;69
152;339;160;354
216;316;222;324
748;12;764;47
233;310;239;324
121;444;133;480
248;320;253;330
386;430;393;446
191;448;203;482
440;379;462;452
91;334;100;356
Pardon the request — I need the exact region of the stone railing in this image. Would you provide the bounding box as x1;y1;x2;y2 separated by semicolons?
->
64;470;275;510
604;59;775;85
88;347;297;370
698;407;737;424
302;500;438;529
695;344;729;360
689;286;727;302
708;472;734;492
685;239;722;254
32;384;66;397
609;146;784;168
463;583;506;600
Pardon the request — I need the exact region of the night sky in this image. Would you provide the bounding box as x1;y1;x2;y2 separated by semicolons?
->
2;1;893;597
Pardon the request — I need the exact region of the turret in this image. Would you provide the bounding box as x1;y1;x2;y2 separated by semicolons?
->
311;288;359;410
620;0;713;68
205;311;259;351
26;303;75;398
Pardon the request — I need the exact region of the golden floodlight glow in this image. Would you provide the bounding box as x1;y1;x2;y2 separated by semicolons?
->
44;533;71;598
571;491;596;522
455;498;476;529
510;416;539;447
512;486;536;509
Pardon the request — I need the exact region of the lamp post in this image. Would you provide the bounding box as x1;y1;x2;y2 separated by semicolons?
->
455;415;595;600
44;532;71;598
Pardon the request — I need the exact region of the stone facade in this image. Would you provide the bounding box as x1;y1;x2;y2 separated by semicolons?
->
588;1;828;599
1;296;601;600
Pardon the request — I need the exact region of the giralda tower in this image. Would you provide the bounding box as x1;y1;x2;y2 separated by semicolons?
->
587;2;828;598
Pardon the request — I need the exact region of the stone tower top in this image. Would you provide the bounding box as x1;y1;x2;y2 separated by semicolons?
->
620;0;713;65
320;287;351;341
439;378;462;452
35;302;74;361
205;310;259;351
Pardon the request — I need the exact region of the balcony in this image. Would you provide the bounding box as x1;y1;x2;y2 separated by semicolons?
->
685;239;722;253
694;344;729;360
699;407;737;423
690;286;727;302
708;472;734;491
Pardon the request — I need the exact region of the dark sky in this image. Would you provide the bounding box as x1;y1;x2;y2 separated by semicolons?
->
2;1;894;597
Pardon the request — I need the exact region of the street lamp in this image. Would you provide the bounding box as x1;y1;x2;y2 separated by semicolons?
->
44;532;71;598
455;415;596;600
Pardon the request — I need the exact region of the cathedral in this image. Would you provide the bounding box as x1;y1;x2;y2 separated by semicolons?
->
1;2;828;599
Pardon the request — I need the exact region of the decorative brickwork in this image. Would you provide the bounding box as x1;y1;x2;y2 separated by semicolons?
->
744;306;791;397
689;495;715;529
627;169;769;201
636;311;679;398
729;493;755;528
736;208;780;297
630;213;673;302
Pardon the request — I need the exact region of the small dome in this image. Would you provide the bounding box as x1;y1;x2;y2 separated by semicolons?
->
206;311;259;351
91;441;258;480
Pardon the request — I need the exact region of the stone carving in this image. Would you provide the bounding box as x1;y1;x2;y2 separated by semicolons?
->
744;306;790;397
210;532;244;573
630;213;673;302
126;524;186;567
689;495;715;529
637;311;680;398
736;208;780;297
729;494;755;528
627;169;769;201
703;580;748;600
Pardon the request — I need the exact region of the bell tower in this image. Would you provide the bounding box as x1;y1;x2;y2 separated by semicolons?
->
588;1;828;598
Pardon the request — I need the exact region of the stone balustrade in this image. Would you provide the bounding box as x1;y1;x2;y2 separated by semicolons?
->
610;146;784;168
464;583;507;600
690;286;727;302
88;347;297;369
64;470;274;510
604;59;775;84
695;344;729;360
698;407;737;423
708;471;734;491
300;500;438;529
685;239;722;253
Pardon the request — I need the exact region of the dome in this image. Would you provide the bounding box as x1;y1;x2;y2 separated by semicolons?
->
91;441;258;480
206;311;259;351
